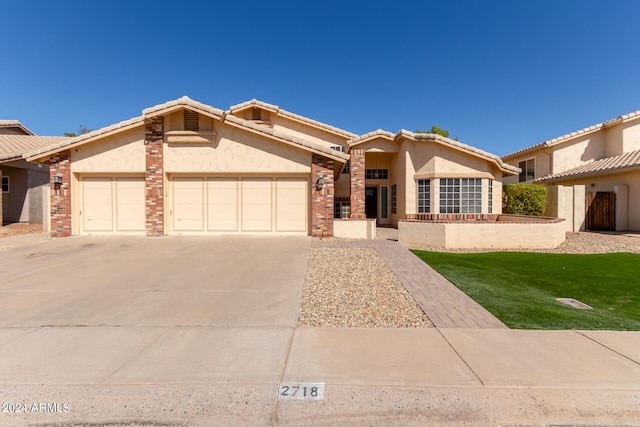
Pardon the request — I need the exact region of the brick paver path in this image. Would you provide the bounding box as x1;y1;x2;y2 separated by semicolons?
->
312;238;507;329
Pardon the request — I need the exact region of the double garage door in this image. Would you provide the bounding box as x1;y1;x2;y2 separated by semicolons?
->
79;176;308;235
171;177;308;234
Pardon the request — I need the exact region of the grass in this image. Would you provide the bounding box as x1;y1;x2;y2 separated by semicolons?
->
411;251;640;330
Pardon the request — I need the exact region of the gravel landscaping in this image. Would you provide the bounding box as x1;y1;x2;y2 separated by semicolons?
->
298;247;432;328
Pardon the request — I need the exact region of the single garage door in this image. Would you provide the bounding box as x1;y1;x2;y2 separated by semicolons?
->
171;177;308;234
80;176;146;235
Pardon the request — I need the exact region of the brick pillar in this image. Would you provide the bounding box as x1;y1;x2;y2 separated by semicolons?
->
145;117;164;236
311;154;334;237
350;149;366;219
50;150;72;237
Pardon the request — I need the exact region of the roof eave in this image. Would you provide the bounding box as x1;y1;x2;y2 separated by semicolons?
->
399;130;520;175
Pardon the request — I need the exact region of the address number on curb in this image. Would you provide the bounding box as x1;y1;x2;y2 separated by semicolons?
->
278;383;325;400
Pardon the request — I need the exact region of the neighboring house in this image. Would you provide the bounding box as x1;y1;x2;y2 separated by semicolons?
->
0;120;63;226
502;109;640;231
25;96;517;237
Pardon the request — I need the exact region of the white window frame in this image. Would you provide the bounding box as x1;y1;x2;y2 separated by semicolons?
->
439;178;482;214
417;179;430;213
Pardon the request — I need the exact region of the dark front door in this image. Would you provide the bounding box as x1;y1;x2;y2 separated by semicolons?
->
365;187;377;219
586;191;615;231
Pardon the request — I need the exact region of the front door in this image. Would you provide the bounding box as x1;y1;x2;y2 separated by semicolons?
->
365;187;377;219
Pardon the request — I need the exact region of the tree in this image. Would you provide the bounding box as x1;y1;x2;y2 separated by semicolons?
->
415;124;459;141
64;125;93;137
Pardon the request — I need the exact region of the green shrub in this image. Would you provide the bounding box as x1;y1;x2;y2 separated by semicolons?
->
502;184;546;216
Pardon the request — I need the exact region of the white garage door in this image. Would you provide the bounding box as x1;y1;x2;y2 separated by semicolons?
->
171;177;308;234
80;176;146;235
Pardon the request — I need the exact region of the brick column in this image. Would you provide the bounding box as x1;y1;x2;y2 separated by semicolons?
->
350;149;366;219
50;150;72;237
145;117;164;236
311;154;334;237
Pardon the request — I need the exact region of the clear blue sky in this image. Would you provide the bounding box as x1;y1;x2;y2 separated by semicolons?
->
2;0;639;156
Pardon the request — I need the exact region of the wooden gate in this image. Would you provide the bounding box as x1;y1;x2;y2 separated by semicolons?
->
585;191;615;231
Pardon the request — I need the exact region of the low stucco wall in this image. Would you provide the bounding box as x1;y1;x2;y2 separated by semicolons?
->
399;217;566;249
334;219;376;239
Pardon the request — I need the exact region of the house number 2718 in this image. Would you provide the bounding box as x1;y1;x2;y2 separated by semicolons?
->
278;383;325;400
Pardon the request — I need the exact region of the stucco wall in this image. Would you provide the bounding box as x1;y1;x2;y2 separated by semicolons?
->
333;219;376;239
552;132;607;174
621;119;640;153
165;124;311;173
502;150;552;184
71;127;146;173
546;170;640;230
545;184;586;232
399;219;566;249
0;160;49;224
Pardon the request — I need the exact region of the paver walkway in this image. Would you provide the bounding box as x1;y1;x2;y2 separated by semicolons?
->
312;237;507;328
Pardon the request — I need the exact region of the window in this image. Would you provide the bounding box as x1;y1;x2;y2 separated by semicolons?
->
1;176;8;193
439;178;482;214
343;160;350;174
380;186;389;219
488;179;493;214
417;179;430;213
518;159;535;182
334;198;351;219
184;110;199;131
365;169;388;180
391;184;397;214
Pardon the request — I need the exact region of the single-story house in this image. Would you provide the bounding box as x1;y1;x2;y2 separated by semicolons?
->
502;109;640;232
0;120;62;226
25;96;518;238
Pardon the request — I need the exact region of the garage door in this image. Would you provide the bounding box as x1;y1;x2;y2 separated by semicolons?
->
171;177;307;234
80;176;146;235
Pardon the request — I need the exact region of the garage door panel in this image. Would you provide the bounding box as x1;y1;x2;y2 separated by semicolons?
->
173;179;204;232
241;180;272;232
115;178;145;231
276;179;307;232
207;179;238;231
82;178;114;232
80;176;145;234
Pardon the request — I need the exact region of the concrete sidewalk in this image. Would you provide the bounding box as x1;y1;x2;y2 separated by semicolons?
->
0;234;639;425
1;326;639;426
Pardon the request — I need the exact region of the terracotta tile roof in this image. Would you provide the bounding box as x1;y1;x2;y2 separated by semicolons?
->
223;114;349;162
503;108;640;159
25;115;145;160
229;99;358;139
0;135;68;162
143;96;225;118
347;129;395;146
0;120;35;136
401;130;520;174
347;129;518;174
26;97;348;164
537;150;640;182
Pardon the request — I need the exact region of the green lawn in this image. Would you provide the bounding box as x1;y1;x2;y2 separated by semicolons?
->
411;251;640;330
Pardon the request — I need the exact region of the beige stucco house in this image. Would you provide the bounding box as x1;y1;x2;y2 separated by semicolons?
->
25;97;517;238
0;120;61;226
502;109;640;232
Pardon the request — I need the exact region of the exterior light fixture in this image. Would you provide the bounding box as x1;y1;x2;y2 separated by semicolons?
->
316;174;325;190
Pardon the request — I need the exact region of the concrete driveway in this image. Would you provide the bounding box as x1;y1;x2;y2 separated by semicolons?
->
0;235;310;327
1;235;639;426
